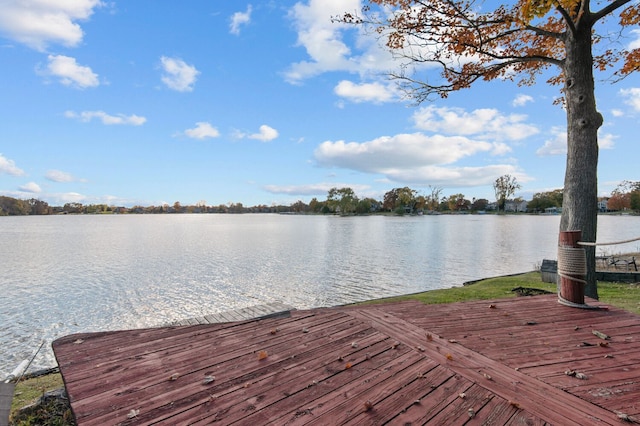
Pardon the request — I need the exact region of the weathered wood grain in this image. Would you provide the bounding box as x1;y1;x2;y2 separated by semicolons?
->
53;295;640;424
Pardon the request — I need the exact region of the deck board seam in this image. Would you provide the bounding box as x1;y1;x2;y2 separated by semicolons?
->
346;306;619;426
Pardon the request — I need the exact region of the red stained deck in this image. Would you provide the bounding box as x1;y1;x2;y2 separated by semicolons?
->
53;294;640;425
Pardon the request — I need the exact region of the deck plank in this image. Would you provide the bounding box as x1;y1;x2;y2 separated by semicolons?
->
53;295;640;425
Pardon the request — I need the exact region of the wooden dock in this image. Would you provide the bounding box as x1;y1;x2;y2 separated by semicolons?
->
167;302;295;326
53;295;640;425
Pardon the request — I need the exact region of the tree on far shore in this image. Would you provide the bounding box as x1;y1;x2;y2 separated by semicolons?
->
494;175;521;213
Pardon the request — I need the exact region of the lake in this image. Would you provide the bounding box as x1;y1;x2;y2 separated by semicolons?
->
1;213;639;377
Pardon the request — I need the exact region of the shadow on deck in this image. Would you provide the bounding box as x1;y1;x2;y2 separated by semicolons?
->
53;295;640;425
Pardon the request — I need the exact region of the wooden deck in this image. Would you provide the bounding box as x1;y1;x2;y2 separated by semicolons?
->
53;295;640;425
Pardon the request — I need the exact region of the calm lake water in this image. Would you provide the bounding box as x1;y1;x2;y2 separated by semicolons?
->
2;213;640;377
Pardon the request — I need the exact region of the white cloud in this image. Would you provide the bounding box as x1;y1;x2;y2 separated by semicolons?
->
384;164;526;187
284;0;460;88
598;132;616;150
285;0;400;84
57;192;86;204
249;125;279;142
629;29;640;50
311;103;536;187
19;182;41;193
160;56;200;92
44;54;99;88
313;132;525;187
230;5;252;35
315;133;493;172
537;127;568;156
512;94;534;107
537;127;615;156
65;110;146;125
0;0;102;51
263;182;371;196
611;109;624;117
184;122;220;139
334;80;396;103
620;87;640;112
45;170;76;182
412;105;539;141
0;153;25;176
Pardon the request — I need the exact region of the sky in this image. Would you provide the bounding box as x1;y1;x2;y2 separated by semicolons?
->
0;1;639;208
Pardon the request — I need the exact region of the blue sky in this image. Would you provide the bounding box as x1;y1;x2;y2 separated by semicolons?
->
0;1;638;208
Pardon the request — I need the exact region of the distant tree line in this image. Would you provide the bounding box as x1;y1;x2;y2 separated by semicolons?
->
2;177;638;217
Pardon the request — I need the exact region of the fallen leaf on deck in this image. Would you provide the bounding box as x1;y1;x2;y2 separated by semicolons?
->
592;330;610;340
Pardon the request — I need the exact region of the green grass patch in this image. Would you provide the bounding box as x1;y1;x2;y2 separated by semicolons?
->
361;271;556;305
360;271;640;315
597;281;640;314
9;373;73;426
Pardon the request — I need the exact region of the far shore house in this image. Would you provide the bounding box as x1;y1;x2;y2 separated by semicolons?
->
505;199;528;212
598;197;609;212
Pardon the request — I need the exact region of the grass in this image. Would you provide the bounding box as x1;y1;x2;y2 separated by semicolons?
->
7;271;640;425
361;272;640;314
9;373;73;426
596;281;640;314
361;271;557;305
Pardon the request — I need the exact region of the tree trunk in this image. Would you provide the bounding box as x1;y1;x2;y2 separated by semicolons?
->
560;18;602;300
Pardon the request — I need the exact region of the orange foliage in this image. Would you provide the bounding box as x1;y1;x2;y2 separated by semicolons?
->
607;193;630;211
340;0;638;98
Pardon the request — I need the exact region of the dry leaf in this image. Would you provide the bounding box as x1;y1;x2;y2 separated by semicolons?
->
592;330;610;340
